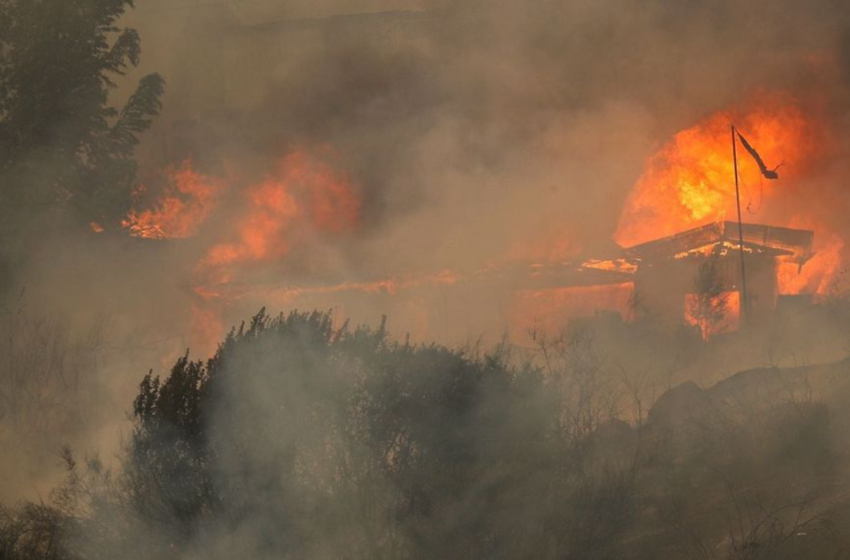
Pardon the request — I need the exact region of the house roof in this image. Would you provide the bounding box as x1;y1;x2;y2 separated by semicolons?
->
568;221;815;284
622;221;814;265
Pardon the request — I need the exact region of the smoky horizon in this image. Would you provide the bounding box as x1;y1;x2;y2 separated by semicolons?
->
3;1;850;559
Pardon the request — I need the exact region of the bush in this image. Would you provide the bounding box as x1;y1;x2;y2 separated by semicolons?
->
123;309;637;559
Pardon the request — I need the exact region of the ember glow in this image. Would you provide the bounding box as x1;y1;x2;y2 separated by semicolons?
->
615;93;817;247
581;259;638;274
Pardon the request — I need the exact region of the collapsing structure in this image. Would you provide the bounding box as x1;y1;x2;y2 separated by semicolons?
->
574;221;815;338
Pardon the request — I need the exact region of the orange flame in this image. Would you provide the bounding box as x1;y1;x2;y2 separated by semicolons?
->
615;93;817;247
122;161;223;240
197;151;360;284
778;231;844;296
188;150;360;351
122;149;362;355
615;90;847;302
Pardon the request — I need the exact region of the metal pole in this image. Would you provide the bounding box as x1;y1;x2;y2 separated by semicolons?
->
731;125;749;323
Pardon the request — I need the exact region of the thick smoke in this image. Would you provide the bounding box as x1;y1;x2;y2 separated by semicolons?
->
5;0;850;532
112;0;850;331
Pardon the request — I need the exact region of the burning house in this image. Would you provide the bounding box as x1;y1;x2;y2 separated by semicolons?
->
115;13;839;349
574;221;816;338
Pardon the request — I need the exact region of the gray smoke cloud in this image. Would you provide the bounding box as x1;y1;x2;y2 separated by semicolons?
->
5;0;850;509
120;0;850;269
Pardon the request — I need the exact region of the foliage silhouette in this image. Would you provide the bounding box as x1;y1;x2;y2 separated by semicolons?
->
0;309;846;560
0;0;164;259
